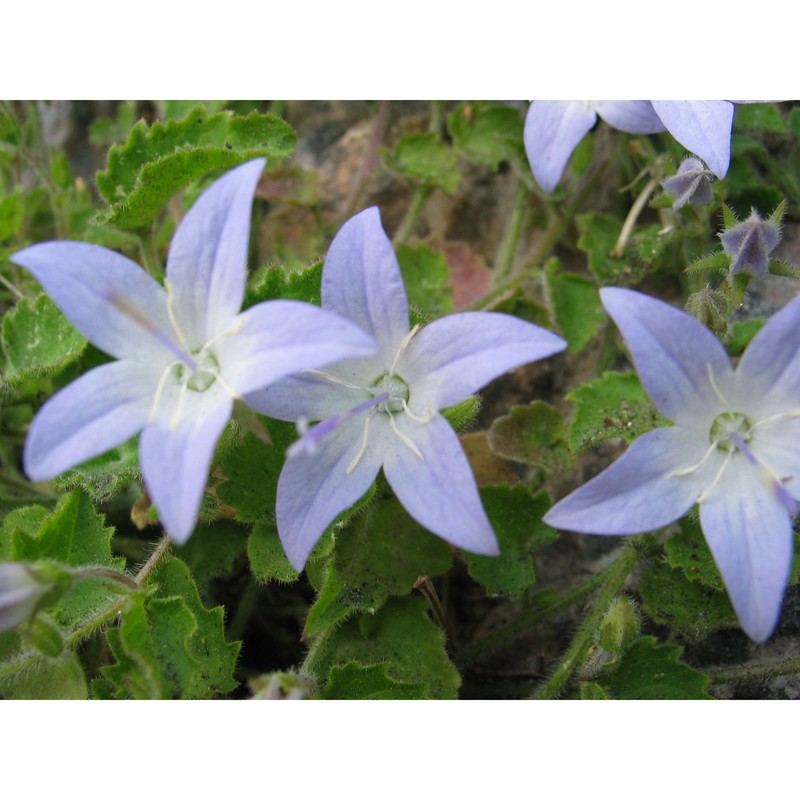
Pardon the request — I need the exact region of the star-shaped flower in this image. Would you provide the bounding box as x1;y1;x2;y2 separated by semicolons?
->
11;160;377;544
719;208;782;276
245;207;567;570
525;100;742;193
661;157;714;209
545;288;800;642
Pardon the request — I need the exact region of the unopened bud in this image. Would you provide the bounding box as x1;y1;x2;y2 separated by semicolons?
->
719;207;782;276
598;595;641;656
662;157;714;209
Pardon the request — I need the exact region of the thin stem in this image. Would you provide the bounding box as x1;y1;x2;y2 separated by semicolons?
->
610;176;659;258
135;535;172;584
228;577;260;642
392;185;432;245
531;539;642;699
707;655;800;685
300;625;336;680
139;225;162;277
493;177;529;284
0;273;24;300
72;567;139;592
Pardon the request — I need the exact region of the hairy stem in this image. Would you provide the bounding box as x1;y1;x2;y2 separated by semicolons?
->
531;539;642;699
392;185;432;245
493;178;529;284
707;655;800;685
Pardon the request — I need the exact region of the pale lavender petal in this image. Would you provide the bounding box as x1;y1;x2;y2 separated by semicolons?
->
600;288;733;426
596;101;666;134
734;294;800;414
524;101;597;193
662;157;714;209
24;360;160;481
0;564;46;631
383;414;499;556
140;387;233;544
699;457;793;642
215;300;378;397
166;158;265;350
747;416;800;502
544;426;722;534
651;101;734;178
276;414;386;570
321;207;410;365
397;312;566;413
11;242;171;362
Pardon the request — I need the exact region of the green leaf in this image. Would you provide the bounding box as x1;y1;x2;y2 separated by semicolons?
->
396;243;454;318
384;132;460;194
488;400;569;469
175;520;249;587
244;261;323;309
53;438;140;502
0;191;22;241
447;102;524;170
322;662;428;699
545;261;604;354
602;636;712;699
686;252;729;273
640;559;738;640
96;108;296;229
575;212;624;284
216;422;297;523
1;505;50;557
465;486;557;598
247;519;299;584
726;319;763;356
579;682;608;700
316;596;461;699
440;394;481;432
734;103;786;134
1;650;88;699
566;371;667;452
304;497;453;636
1;294;86;386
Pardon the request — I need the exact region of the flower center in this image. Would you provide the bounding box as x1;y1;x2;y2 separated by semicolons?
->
709;411;753;452
371;374;410;413
179;349;220;392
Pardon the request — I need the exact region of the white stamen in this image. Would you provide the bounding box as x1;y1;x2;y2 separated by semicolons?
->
402;399;434;424
307;369;365;390
389;324;421;377
346;414;373;475
149;361;180;424
706;363;729;406
752;408;800;430
165;278;194;356
696;452;733;504
669;442;717;478
170;379;190;430
389;414;424;461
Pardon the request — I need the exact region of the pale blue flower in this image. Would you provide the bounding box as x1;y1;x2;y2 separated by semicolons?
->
0;563;49;632
662;157;714;209
11;160;377;544
545;288;800;642
246;208;567;570
525;100;740;193
719;208;782;276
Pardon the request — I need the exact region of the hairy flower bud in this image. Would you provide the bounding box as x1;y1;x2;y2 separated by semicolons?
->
662;157;714;209
719;209;781;276
598;596;641;656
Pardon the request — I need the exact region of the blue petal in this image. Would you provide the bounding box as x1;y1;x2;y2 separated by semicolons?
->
651;101;734;178
24;360;158;481
321;208;410;366
217;300;378;397
524;101;597;193
544;426;721;534
600;288;733;426
276;414;386;570
397;311;565;413
140;389;233;544
383;413;499;555
734;294;800;415
166;159;265;350
699;457;793;642
596;101;666;134
11;242;171;362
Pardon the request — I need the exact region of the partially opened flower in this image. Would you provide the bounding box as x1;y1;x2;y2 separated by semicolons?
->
545;288;800;642
11;160;377;544
719;208;782;276
0;563;50;632
662;157;714;209
246;208;567;570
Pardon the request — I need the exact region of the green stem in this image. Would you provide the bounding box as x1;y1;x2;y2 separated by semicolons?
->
139;225;162;277
493;178;529;284
299;625;336;681
392;185;432;245
457;566;610;668
531;538;642;699
707;655;800;685
228;577;260;642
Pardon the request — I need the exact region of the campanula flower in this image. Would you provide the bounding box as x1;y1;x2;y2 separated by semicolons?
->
719;208;782;276
246;208;567;570
545;288;800;642
661;157;714;209
11;160;377;544
525;100;743;193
